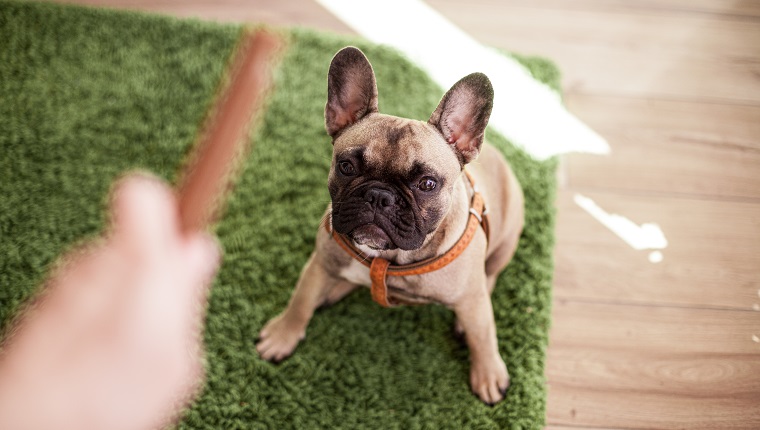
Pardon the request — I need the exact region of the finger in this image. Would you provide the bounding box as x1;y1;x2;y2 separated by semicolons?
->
179;232;221;326
111;173;180;262
184;232;222;296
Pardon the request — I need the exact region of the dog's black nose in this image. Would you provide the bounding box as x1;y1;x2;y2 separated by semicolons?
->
364;188;394;209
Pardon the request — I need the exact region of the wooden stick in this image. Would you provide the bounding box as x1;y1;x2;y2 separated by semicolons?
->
177;29;282;234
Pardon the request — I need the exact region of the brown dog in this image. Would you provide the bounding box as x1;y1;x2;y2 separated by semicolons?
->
256;47;524;405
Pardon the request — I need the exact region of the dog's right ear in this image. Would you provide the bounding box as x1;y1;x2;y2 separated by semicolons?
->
325;47;379;138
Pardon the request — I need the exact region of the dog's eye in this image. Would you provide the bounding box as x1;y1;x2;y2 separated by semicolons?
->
418;177;437;192
338;161;356;176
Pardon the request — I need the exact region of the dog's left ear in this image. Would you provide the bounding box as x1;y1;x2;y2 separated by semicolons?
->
325;47;379;138
429;73;493;164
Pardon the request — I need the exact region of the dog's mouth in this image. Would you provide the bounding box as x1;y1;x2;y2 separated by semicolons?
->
349;224;395;250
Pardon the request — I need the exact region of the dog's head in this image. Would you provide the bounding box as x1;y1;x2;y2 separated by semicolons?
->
326;47;493;251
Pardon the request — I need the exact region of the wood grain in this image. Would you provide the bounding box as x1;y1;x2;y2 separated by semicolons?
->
547;300;760;429
554;189;760;310
545;427;621;430
564;95;760;153
435;0;760;20
57;0;355;32
564;95;760;200
427;0;760;103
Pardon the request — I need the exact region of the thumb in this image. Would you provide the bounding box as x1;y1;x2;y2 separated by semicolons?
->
183;232;222;304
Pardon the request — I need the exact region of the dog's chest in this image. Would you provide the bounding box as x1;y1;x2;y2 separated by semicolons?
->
337;260;446;305
338;260;372;286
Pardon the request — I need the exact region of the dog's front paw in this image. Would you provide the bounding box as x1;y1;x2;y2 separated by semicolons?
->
255;313;305;363
470;355;510;405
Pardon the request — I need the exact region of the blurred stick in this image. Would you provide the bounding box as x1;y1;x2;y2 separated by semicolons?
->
178;28;282;235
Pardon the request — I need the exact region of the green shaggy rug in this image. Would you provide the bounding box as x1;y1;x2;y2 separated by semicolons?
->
0;1;558;428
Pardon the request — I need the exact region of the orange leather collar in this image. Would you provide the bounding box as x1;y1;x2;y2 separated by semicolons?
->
326;170;490;307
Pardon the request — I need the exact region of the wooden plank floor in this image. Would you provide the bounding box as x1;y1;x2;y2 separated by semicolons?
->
54;0;760;428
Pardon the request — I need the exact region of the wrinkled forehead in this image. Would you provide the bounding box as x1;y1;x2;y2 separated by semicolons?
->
333;114;460;176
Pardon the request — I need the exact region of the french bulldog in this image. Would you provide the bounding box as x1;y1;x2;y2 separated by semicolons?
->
256;47;524;405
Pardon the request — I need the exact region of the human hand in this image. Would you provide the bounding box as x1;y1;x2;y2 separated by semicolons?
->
0;174;220;430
